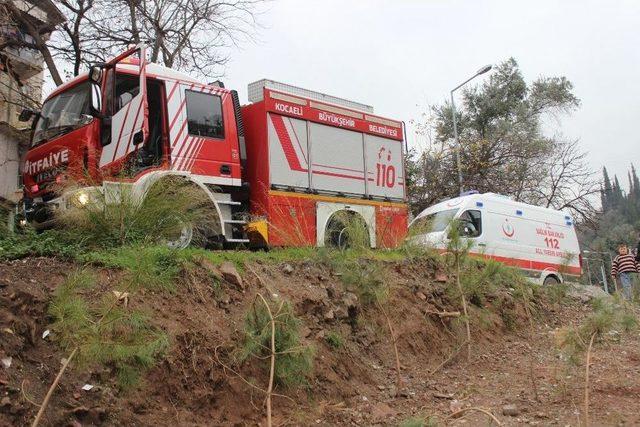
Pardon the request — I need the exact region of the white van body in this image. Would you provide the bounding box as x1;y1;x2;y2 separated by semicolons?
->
409;193;582;284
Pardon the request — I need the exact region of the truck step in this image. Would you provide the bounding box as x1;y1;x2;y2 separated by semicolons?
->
226;238;250;244
223;219;247;224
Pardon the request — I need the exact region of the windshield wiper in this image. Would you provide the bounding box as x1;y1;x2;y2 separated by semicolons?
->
44;125;77;141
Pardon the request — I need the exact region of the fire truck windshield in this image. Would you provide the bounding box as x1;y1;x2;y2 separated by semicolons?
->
32;81;92;147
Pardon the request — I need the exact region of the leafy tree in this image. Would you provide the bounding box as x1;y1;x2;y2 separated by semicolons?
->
408;58;598;221
581;164;640;285
612;176;624;209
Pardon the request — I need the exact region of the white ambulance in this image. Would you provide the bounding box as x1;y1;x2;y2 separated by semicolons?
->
409;192;582;284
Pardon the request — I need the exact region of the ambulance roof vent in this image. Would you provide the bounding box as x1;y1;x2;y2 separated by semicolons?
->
248;79;374;113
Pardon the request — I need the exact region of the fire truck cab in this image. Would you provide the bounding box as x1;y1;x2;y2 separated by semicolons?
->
21;45;409;248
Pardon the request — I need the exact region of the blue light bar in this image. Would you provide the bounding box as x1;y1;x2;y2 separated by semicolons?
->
476;201;484;207
516;210;523;216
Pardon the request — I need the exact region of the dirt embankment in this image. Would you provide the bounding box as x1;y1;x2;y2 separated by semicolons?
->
1;255;640;426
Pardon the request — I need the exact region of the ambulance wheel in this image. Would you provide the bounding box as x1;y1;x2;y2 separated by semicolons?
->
543;275;560;286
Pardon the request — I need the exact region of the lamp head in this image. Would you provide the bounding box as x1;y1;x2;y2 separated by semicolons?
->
476;64;492;75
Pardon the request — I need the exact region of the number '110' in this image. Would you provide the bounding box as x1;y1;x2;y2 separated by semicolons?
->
376;163;396;187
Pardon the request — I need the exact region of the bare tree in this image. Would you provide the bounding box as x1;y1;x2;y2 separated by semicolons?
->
50;0;97;77
14;0;264;86
524;139;599;222
123;0;262;77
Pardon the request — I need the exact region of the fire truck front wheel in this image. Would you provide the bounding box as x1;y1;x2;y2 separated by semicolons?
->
163;217;223;250
165;222;194;250
145;176;223;250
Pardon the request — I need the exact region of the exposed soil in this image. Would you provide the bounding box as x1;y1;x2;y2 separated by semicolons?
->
1;255;639;426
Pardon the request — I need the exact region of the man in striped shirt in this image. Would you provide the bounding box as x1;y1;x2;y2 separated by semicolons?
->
611;243;640;300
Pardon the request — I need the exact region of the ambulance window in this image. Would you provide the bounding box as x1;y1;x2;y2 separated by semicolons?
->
410;208;458;233
459;210;482;237
185;90;224;139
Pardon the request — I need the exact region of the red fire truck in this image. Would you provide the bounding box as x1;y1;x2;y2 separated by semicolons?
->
20;45;408;248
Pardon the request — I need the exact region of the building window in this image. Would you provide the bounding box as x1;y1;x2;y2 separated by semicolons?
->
185;90;224;139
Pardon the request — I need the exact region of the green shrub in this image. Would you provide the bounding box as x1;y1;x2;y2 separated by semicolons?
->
0;228;82;260
0;204;10;238
557;297;637;365
325;331;344;349
545;282;570;304
56;176;217;249
238;297;314;388
48;270;169;388
337;258;388;305
398;416;439;427
82;245;182;292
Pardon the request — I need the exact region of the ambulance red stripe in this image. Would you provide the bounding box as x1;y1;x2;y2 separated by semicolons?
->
470;251;581;276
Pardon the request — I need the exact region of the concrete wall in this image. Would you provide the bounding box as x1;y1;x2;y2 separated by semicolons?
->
0;129;21;201
0;68;44;202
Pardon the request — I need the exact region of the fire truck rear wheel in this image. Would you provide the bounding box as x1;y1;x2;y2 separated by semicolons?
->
324;212;370;250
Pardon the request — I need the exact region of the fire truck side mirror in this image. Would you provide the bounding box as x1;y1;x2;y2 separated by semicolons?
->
89;65;103;83
18;109;37;122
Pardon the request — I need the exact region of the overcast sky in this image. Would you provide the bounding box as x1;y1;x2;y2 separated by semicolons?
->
222;0;639;189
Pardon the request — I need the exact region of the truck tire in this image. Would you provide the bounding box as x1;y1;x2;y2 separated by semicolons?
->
165;222;194;249
324;211;370;250
144;176;222;249
543;275;560;286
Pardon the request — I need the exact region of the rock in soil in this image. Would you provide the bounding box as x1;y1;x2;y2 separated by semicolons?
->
219;262;244;290
282;263;294;274
449;399;464;416
371;402;396;421
502;403;520;416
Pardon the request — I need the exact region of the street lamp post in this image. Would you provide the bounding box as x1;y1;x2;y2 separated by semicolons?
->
450;64;492;195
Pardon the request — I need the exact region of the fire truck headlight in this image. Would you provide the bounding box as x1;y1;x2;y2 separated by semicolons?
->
69;191;91;208
77;192;89;206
